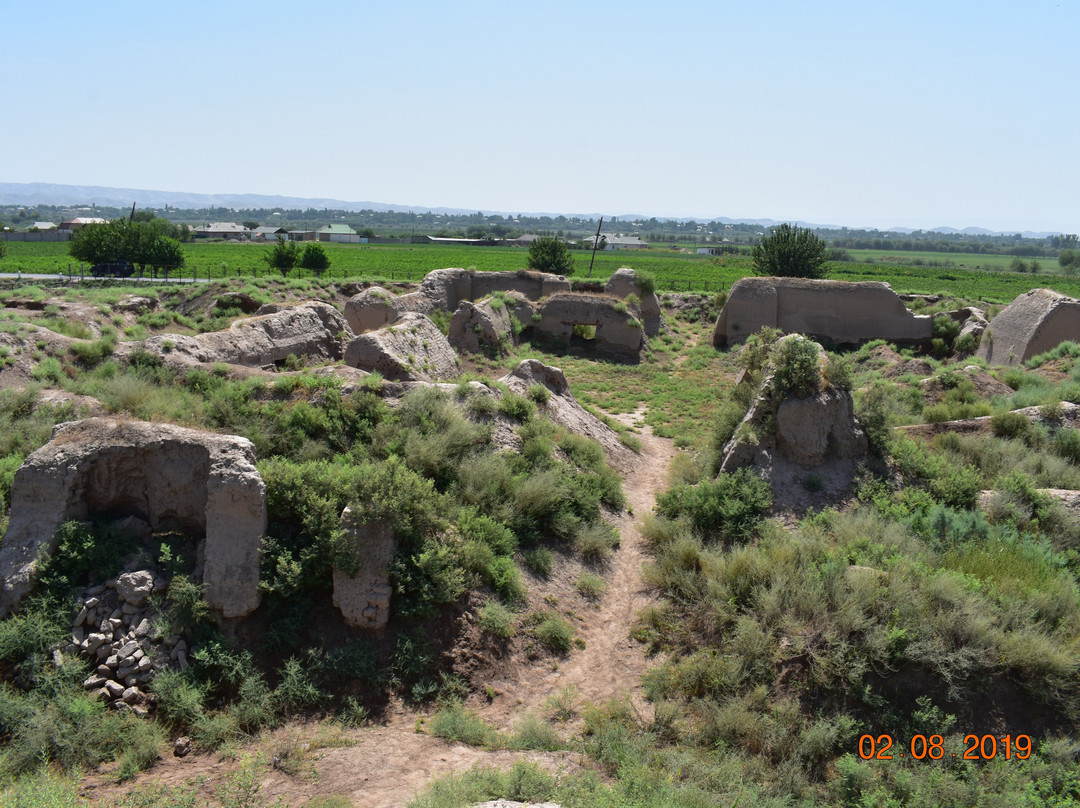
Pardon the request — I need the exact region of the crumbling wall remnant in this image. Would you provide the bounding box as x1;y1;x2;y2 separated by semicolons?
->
0;418;266;619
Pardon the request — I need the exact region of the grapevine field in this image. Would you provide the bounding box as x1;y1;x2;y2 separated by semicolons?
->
3;240;1078;302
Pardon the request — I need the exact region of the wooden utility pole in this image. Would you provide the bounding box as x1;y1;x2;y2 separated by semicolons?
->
587;216;603;278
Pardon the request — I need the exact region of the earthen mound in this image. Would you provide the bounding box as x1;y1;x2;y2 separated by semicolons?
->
127;301;351;369
719;335;868;515
343;312;460;381
499;359;636;472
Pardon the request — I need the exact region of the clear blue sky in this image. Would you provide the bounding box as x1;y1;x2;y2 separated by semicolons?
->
4;1;1077;232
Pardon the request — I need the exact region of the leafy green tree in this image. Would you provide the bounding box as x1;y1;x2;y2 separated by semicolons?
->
69;221;123;266
264;236;300;278
527;236;575;276
751;223;828;279
1059;249;1080;271
148;237;185;276
299;243;330;272
69;218;186;275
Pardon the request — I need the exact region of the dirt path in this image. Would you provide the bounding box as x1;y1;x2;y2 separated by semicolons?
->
473;421;673;732
82;426;676;808
81;708;592;808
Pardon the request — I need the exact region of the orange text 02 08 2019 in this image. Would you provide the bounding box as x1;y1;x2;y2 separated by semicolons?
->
858;734;1033;761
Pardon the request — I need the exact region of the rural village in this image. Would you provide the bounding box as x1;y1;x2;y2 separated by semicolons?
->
0;214;1079;807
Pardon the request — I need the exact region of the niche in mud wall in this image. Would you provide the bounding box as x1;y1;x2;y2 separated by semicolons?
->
571;322;598;341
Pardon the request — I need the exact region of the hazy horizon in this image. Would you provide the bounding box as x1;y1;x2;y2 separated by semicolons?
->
3;1;1077;233
0;181;1066;236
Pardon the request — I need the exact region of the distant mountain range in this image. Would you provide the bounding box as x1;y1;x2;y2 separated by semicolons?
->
0;182;1059;238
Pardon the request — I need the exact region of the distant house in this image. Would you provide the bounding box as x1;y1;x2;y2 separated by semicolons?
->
252;226;289;241
58;217;107;232
585;234;649;251
288;230;317;242
194;222;251;240
604;235;649;251
426;236;490;246
503;233;542;247
31;222;58;231
318;224;361;243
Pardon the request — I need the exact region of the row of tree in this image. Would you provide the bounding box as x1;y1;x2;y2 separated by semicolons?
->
263;238;331;277
827;236;1059;257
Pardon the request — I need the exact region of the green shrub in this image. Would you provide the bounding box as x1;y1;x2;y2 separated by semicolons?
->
534;613;574;655
0;671;163;779
273;657;325;715
1054;428;1080;464
336;696;370;728
955;331;979;354
856;383;899;451
991;410;1030;439
485;556;526;603
458;508;516;555
575;521;620;561
513;470;567;535
465;391;497;417
521;547;555;578
656;468;772;544
35;520;138;601
31;356;64;384
326;640;378;683
576;572;607;601
708;399;747;471
824;352;854;391
454;453;515;520
149;671;206;731
771;336;822;399
0;599;68;664
526;384;551;405
498;392;535;422
69;337;115;367
635;271;657;296
922;403;952;423
478;601;515;638
427;704;499;747
932;314;960;350
511;712;562;751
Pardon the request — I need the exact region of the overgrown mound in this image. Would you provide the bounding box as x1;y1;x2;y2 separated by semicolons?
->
711;330;866;512
627;327;1080;807
0;329;627;784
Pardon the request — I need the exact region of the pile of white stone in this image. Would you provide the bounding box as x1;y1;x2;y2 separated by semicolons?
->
65;569;187;716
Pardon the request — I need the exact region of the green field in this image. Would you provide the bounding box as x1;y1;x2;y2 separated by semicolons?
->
3;240;1077;303
0;241;735;288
